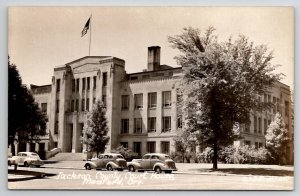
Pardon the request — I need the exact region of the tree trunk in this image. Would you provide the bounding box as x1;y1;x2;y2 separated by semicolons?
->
11;141;16;156
182;152;185;163
213;143;218;170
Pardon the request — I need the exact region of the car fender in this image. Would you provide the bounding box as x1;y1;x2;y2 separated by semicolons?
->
84;161;97;169
153;162;168;170
106;161;119;169
127;161;142;169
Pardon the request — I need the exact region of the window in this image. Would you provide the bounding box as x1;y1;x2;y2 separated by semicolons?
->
93;97;96;104
87;77;90;90
121;95;129;110
245;140;251;146
254;116;257;133
130;76;138;80
148;117;156;132
75;99;79;111
264;119;267;134
102;72;107;87
147;142;156;153
148;92;157;108
56;79;60;92
72;79;75;92
264;94;267;103
82;99;85;111
258;117;262;134
56;100;59;113
142;75;150;79
55;121;59;134
71;100;74;112
134;118;142;133
41;103;47;113
30;143;35;152
120;142;128;148
93;76;97;90
86;98;89;111
121;119;129;134
162;116;171;132
273;97;276;114
177;117;182;128
54;142;58;148
255;142;259;149
76;79;79;92
133;142;142;155
134;94;143;109
161;141;170;154
285;101;289;117
102;95;106;106
82;78;86;91
162;91;171;107
259;143;263;148
245;123;250;133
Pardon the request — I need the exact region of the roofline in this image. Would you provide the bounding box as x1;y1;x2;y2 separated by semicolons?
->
127;67;182;76
65;56;111;66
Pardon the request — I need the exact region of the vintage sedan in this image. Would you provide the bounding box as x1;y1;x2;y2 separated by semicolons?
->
127;153;177;173
8;152;44;167
84;153;127;171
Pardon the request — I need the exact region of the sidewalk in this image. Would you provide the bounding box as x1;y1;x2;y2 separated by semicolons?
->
42;161;294;176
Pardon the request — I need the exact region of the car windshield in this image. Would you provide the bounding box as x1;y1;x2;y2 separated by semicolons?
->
116;155;124;159
31;153;39;156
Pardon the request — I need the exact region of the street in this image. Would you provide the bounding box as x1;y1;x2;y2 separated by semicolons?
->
8;166;293;190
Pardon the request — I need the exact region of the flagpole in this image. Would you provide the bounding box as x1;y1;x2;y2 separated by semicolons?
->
89;15;92;56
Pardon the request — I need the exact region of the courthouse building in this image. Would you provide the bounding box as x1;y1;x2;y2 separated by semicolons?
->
25;46;292;161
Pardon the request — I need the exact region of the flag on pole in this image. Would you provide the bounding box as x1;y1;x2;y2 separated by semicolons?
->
81;17;90;37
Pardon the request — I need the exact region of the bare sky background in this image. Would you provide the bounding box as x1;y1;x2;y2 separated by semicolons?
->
8;7;294;88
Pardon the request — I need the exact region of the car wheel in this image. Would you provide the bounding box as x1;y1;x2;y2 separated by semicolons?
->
128;165;136;172
24;162;29;167
107;165;113;171
85;164;91;170
154;166;162;174
165;170;172;174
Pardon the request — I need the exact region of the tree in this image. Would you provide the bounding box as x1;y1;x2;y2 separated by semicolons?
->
174;130;194;163
8;57;47;155
168;27;282;169
265;113;290;165
82;100;110;157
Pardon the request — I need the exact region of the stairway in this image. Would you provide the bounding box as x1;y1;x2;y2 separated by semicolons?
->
47;152;84;161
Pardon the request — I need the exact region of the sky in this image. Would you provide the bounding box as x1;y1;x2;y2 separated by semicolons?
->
8;6;294;88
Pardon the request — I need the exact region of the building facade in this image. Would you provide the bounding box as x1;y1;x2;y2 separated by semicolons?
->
25;46;292;161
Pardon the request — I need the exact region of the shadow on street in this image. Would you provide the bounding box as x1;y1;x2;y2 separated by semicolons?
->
8;169;56;182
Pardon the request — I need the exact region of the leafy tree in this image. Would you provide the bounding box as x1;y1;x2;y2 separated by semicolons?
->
169;27;282;169
82;100;110;157
111;145;138;161
265;113;290;165
174;130;194;163
8;57;47;155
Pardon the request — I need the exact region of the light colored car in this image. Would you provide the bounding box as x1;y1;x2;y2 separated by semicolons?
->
84;153;127;171
8;152;44;167
127;153;177;173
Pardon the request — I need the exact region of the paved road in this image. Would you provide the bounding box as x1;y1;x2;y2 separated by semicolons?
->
8;166;293;190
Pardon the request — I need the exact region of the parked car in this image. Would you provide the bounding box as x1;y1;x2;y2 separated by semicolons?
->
127;153;177;173
8;152;44;167
84;153;127;171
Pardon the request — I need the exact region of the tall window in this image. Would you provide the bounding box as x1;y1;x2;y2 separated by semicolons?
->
264;119;267;134
148;92;157;108
93;97;96;104
102;72;107;87
258;117;262;134
134;118;142;133
162;91;171;107
71;100;74;112
273;97;276;114
121;95;129;110
102;95;106;106
75;99;79;111
133;142;141;155
56;100;59;113
86;98;89;111
134;94;143;109
55;121;59;134
56;79;61;92
87;77;90;90
162;116;171;132
93;76;97;90
148;117;156;132
41;103;47;113
254;116;257;133
72;79;75;92
121;119;129;134
161;141;170;154
245;140;251;146
76;79;79;92
147;142;156;153
82;78;86;91
82;99;85;111
177;117;182;128
120;142;128;148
